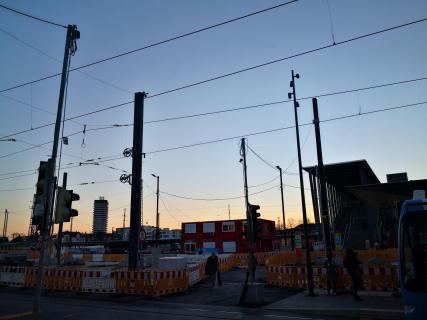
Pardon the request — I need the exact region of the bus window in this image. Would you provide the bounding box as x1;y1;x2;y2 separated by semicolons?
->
401;213;427;292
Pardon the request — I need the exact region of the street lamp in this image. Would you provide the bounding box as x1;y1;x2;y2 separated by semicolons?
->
0;138;16;142
151;174;160;247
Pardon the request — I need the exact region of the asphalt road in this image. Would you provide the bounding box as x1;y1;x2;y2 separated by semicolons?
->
0;290;348;320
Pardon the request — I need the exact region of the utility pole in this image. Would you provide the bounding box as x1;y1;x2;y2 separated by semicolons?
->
288;70;314;296
2;209;8;238
228;204;231;220
128;92;146;270
276;166;286;233
312;98;333;257
34;25;79;317
56;172;67;265
240;138;255;282
122;208;126;229
152;174;160;247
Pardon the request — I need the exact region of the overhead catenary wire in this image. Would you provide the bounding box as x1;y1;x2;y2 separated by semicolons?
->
0;1;298;93
0;26;132;94
144;100;427;155
147;17;427;99
160;184;281;202
1;99;425;164
1;72;426;142
0;3;67;29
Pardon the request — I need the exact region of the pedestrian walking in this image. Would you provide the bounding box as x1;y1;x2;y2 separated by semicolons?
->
324;253;338;295
343;248;363;301
205;251;219;290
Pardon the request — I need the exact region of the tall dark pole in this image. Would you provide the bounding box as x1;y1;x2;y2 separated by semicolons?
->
56;172;67;265
240;138;255;282
276;166;286;233
34;25;79;317
2;209;8;238
152;174;160;247
312;98;333;257
289;70;314;296
129;92;146;270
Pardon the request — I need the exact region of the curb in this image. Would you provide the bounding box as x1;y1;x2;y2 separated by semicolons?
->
264;307;404;319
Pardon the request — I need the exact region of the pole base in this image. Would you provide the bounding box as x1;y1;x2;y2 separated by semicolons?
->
241;283;264;305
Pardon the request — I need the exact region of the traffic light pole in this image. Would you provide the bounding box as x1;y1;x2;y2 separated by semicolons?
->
289;70;314;296
240;138;255;282
312;98;333;257
56;172;67;265
33;25;78;318
129;92;146;270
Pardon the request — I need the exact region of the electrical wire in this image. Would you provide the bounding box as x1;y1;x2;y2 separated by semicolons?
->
0;26;132;94
0;1;299;93
144;101;423;155
2;72;426;142
0;3;67;29
159;195;181;223
0;99;425;166
147;17;427;99
160;184;280;201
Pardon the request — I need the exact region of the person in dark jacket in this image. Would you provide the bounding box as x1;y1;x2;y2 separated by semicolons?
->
343;248;363;301
205;252;219;289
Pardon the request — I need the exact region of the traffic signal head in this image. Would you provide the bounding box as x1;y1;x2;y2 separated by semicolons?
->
55;187;80;223
249;204;262;241
239;224;247;240
32;161;50;228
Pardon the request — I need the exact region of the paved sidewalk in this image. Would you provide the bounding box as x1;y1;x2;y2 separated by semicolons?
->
264;289;404;319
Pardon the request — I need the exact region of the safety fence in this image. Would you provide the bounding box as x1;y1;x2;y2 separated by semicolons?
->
0;253;238;296
265;249;398;266
265;249;399;292
266;265;398;291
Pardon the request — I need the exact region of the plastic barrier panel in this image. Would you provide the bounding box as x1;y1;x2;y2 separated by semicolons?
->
82;270;116;293
0;266;26;287
114;269;152;295
187;264;201;286
152;269;187;296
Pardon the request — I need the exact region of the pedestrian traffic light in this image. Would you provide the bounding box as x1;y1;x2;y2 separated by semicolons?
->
249;203;262;241
239;224;248;240
32;161;50;228
55;187;80;223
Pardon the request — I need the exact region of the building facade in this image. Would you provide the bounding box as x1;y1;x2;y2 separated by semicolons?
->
92;197;108;235
304;160;427;249
114;226;181;241
181;219;275;253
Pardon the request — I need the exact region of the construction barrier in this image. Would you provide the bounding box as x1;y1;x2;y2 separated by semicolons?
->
187;264;201;286
265;265;398;292
233;252;275;266
0;266;27;287
82;270;116;293
151;269;188;296
114;269;152;295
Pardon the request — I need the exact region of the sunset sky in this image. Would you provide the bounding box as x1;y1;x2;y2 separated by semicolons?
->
1;0;426;237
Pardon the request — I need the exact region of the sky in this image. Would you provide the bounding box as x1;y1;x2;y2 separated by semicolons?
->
0;0;426;237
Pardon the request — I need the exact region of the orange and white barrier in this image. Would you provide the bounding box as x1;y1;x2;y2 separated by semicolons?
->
82;270;116;293
114;269;152;295
266;265;398;292
151;269;187;296
187;264;201;286
0;266;26;287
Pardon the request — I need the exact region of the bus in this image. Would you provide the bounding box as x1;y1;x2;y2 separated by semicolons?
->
398;198;427;319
